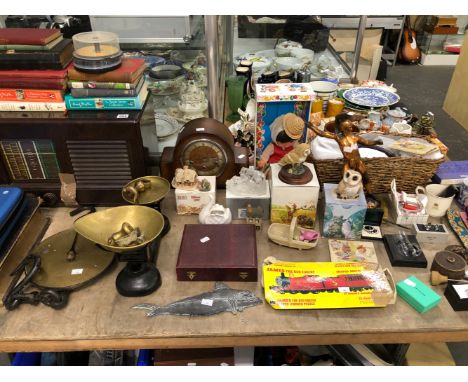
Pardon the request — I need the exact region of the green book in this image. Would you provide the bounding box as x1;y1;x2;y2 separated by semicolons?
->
396;275;441;313
0;36;64;51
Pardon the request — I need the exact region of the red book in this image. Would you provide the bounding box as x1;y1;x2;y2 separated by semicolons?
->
0;77;66;90
67;58;146;83
0;88;64;102
0;64;70;79
0;28;62;45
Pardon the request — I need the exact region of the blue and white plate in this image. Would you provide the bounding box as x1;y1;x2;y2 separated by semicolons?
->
343;87;400;108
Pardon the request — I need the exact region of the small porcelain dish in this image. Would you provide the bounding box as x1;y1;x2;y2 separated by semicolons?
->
149;64;184;80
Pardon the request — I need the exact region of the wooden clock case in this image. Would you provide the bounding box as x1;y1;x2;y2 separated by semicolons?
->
160;118;249;186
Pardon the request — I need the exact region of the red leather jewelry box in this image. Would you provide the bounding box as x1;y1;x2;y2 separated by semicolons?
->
176;224;258;282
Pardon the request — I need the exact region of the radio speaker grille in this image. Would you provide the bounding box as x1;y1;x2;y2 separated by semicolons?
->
67;140;132;189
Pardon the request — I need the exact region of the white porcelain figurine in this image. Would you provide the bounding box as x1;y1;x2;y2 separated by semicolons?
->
335;169;363;200
198;196;232;224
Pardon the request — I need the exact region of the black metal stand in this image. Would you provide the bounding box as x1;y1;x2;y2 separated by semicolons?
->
115;210;170;298
2;255;69;310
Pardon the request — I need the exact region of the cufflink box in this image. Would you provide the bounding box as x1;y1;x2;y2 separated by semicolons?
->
444;282;468;311
361;208;384;240
412;223;449;244
396;275;441;313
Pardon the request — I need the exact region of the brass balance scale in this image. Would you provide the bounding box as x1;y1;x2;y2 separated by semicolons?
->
2;176;171;310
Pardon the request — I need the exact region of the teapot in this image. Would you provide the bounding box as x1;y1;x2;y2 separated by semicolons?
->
382;107;407;128
177;80;208;117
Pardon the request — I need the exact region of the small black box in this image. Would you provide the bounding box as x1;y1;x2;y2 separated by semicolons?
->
361;208;384;240
444;282;468;311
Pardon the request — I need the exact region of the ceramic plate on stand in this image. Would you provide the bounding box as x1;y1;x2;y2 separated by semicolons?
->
154;114;181;138
343;87;400;108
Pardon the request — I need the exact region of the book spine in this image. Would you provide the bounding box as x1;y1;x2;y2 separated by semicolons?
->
68;81;135;90
0;80;66;90
64;96;143;110
0;88;64;102
0;44;49;51
0;101;66;112
0;62;67;70
70;88;137;97
0;111;66;118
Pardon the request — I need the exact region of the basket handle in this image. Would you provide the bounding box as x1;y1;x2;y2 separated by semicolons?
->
289;216;298;245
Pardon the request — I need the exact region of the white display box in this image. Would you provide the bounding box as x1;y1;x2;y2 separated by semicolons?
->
412;223;450;244
389;180;429;225
175;176;216;215
226;182;270;220
270;163;320;228
421;52;459;66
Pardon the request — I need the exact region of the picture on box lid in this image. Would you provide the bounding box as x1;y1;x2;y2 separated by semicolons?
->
257;113;305;169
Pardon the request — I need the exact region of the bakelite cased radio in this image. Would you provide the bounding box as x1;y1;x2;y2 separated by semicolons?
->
0;109;147;205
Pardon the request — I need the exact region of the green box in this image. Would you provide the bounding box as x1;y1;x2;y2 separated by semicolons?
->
396;275;441;313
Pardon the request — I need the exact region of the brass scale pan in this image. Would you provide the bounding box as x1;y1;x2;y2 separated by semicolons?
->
26;176;170;290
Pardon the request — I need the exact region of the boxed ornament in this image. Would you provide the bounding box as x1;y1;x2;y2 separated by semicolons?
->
323;183;367;239
226;167;270;220
270;163;320;228
175;176;216;215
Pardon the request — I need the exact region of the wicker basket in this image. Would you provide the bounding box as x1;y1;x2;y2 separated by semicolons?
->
310;135;446;193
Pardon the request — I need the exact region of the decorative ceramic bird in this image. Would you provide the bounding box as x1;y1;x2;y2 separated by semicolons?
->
278;143;311;174
335;169;363;200
199;196;232;224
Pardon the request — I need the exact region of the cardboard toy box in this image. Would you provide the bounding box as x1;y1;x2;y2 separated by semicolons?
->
176;224;257;281
226;182;270;220
254;83;314;167
270;163;320;228
263;261;396;309
175;176;216;215
323;183;367;239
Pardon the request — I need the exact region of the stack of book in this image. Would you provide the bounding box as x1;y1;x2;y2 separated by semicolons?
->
0;28;72;113
65;57;148;110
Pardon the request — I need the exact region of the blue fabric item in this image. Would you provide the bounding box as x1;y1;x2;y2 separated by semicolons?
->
137;349;152;366
0;196;27;254
11;352;41;366
0;187;23;232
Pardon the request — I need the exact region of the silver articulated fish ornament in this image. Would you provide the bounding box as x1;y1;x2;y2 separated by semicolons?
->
132;282;262;317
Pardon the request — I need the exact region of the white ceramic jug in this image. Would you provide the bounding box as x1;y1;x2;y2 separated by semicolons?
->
416;184;455;217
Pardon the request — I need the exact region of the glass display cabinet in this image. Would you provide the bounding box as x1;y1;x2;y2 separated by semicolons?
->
418;31;463;66
87;16;232;170
231;15;355;83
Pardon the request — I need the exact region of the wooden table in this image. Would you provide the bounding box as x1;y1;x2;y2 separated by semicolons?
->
0;192;467;353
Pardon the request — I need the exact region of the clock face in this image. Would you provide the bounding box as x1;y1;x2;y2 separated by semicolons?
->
180;138;228;176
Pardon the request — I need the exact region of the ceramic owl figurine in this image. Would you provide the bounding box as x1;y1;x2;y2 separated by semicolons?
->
335;170;363;200
278;143;311;167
